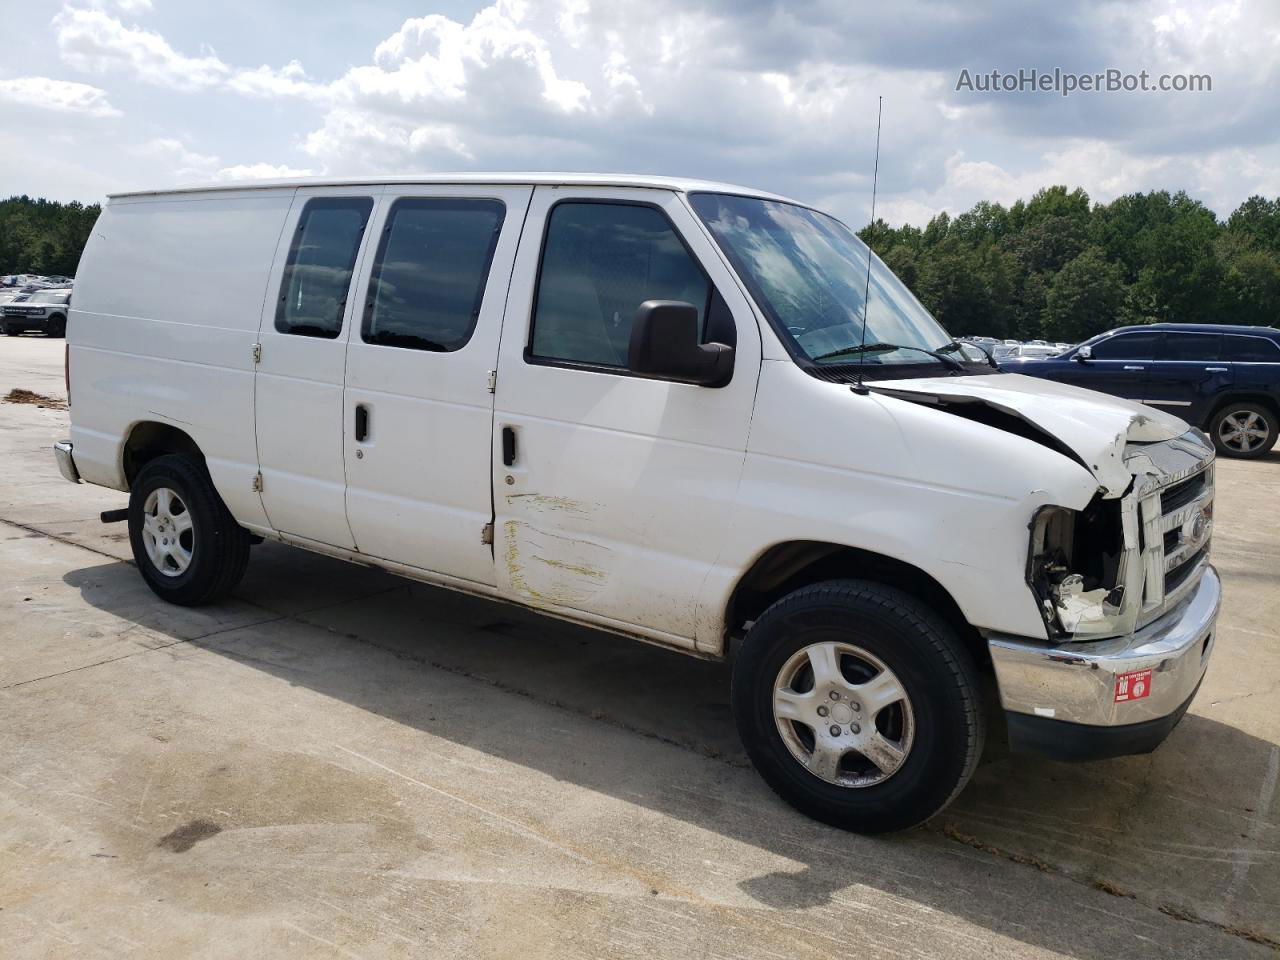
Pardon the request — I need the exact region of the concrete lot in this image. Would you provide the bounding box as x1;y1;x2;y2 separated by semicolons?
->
1;334;1277;959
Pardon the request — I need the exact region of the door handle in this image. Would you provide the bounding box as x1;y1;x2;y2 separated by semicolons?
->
1123;365;1145;371
502;426;516;467
1205;367;1228;373
354;404;370;442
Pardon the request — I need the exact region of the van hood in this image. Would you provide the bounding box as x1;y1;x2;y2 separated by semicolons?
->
869;373;1189;497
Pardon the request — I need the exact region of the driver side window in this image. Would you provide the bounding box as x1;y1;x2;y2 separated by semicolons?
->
529;202;712;368
1091;330;1162;360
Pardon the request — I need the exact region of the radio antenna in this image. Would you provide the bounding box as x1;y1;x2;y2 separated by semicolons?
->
852;95;883;396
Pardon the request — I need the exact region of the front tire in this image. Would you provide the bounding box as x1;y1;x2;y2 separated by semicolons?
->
1209;402;1278;458
732;580;984;833
128;455;250;605
47;315;66;338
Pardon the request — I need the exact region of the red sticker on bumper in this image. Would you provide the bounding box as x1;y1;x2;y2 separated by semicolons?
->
1114;669;1152;703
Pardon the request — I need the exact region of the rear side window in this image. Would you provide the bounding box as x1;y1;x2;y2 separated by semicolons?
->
276;197;373;338
530;201;711;368
1225;334;1280;362
362;198;505;352
1091;330;1162;360
1161;332;1220;361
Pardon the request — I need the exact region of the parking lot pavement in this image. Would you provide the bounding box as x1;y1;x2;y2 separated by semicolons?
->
2;335;1277;959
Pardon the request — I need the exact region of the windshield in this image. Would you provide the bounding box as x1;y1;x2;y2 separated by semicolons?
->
689;193;954;368
30;291;69;304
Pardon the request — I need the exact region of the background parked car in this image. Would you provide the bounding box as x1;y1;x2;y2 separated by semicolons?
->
997;343;1063;361
2;288;71;337
1001;322;1280;458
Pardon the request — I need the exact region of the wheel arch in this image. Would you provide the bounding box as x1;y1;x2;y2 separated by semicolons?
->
122;420;205;489
1205;391;1280;426
724;540;990;672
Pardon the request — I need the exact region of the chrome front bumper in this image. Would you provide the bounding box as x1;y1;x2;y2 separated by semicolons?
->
988;565;1219;751
53;440;80;484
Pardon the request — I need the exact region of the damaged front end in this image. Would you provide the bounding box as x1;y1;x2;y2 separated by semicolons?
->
1027;430;1216;641
867;373;1217;642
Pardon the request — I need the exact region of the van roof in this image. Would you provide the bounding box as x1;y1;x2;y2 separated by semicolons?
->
108;172;800;203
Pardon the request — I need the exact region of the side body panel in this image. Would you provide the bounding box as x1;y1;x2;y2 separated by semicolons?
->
1037;356;1149;401
68;190;292;529
1140;331;1231;425
341;185;534;585
1225;333;1280;420
492;186;763;646
694;360;1103;651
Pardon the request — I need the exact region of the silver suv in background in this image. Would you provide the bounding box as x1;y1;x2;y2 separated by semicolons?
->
3;288;72;337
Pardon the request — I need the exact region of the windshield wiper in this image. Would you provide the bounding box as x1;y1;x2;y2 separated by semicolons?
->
937;339;1000;369
811;341;964;371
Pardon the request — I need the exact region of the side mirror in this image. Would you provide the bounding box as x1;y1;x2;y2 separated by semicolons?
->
628;300;734;386
1074;345;1092;361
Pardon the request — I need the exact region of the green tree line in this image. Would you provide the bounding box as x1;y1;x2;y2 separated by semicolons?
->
859;186;1280;342
0;195;101;278
3;188;1278;343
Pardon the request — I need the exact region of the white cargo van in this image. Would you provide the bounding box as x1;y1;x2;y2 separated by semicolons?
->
56;174;1219;832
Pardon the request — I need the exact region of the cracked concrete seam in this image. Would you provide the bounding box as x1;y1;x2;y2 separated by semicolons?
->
935;823;1280;952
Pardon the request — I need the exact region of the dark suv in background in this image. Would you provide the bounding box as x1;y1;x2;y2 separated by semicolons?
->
1002;323;1280;458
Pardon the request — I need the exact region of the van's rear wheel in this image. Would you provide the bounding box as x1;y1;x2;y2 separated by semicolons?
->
128;455;250;605
731;580;984;833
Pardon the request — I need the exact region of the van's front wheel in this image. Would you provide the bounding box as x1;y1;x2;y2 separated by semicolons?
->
731;580;984;833
128;455;250;606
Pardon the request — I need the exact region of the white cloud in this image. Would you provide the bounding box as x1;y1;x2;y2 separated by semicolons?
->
225;60;328;100
0;76;121;118
84;0;154;10
28;0;1280;222
341;4;591;114
215;162;315;181
54;8;230;91
132;137;221;181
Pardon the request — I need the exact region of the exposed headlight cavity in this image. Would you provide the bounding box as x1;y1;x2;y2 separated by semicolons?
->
1028;496;1126;638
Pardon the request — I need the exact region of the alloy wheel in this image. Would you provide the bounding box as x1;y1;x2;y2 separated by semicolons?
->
773;641;915;788
1218;410;1270;453
141;486;195;576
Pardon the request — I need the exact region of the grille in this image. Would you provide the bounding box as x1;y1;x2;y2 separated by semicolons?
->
1139;462;1213;621
1161;470;1208;514
1165;547;1208;594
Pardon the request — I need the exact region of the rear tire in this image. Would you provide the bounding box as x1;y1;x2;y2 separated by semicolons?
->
1209;402;1278;458
732;579;984;833
128;455;250;605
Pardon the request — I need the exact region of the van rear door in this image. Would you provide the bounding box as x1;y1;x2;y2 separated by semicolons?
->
255;186;380;548
340;185;533;585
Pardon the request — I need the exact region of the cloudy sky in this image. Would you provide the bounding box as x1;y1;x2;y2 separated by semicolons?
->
1;0;1277;226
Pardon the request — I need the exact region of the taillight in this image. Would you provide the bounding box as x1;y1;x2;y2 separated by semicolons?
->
64;343;70;407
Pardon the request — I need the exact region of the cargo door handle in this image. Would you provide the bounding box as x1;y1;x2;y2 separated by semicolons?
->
502;426;516;467
1205;367;1228;373
354;404;370;442
1123;365;1145;371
